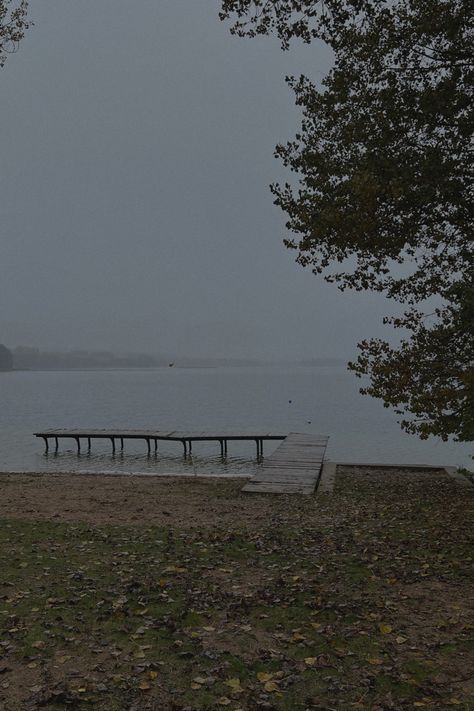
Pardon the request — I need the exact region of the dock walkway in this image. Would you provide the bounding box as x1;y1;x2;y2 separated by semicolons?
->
34;429;286;458
242;433;329;494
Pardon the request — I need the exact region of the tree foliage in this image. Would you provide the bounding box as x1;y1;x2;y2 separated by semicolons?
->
0;0;29;67
220;0;474;442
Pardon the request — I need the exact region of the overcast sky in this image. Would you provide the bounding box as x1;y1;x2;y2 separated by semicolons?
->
1;0;397;360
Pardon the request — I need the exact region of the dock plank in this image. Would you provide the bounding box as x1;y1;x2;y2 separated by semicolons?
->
242;432;328;495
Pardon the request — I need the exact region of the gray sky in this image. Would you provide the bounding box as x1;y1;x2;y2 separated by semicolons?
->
1;0;395;360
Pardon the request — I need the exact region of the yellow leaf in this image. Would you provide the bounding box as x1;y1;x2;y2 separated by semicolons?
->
368;657;384;666
138;681;150;691
57;655;70;665
396;636;407;644
218;698;231;706
134;649;146;658
163;565;187;573
264;681;280;692
379;623;392;635
225;678;243;692
191;682;202;690
310;622;322;630
149;671;158;680
257;672;273;682
292;632;306;641
304;657;317;666
193;676;206;685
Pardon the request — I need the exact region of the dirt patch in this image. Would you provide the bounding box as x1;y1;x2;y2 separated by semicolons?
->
0;472;291;528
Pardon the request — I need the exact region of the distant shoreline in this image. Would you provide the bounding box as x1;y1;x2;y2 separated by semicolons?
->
3;361;347;373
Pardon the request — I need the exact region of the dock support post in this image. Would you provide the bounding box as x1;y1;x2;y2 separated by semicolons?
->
110;437;115;454
188;440;192;454
219;440;224;458
55;437;59;452
75;437;80;454
42;437;49;453
183;440;187;456
154;439;158;453
146;438;151;455
120;437;124;450
87;437;91;452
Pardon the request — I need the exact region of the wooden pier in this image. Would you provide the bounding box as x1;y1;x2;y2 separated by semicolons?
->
242;433;329;494
34;429;329;494
34;429;286;459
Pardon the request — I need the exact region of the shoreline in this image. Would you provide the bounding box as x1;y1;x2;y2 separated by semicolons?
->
0;465;470;528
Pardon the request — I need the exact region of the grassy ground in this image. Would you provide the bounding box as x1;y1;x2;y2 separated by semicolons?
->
0;467;473;710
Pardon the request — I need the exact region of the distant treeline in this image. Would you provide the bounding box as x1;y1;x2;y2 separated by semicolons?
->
1;344;345;370
0;344;13;370
11;346;169;370
6;346;265;370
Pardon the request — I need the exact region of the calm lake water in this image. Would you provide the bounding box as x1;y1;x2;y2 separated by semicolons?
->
0;366;472;475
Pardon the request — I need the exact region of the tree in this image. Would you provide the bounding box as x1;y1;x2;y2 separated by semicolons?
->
0;344;13;370
220;0;474;442
0;0;29;67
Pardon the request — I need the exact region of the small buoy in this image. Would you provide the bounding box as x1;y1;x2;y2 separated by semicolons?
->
168;362;174;367
288;400;292;404
307;421;312;424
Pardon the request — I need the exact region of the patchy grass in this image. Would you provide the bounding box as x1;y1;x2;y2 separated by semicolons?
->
0;467;473;710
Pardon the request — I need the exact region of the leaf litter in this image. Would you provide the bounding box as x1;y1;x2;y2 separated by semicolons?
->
0;465;472;709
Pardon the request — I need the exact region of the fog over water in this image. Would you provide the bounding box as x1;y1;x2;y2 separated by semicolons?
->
2;0;398;361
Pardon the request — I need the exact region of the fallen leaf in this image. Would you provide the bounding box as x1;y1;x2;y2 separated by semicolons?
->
264;680;280;692
225;678;243;692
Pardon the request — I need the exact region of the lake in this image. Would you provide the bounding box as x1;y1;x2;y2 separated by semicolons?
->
0;366;471;475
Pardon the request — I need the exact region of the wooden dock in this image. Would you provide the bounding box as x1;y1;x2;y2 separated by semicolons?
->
34;429;286;458
34;429;329;494
242;433;329;494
